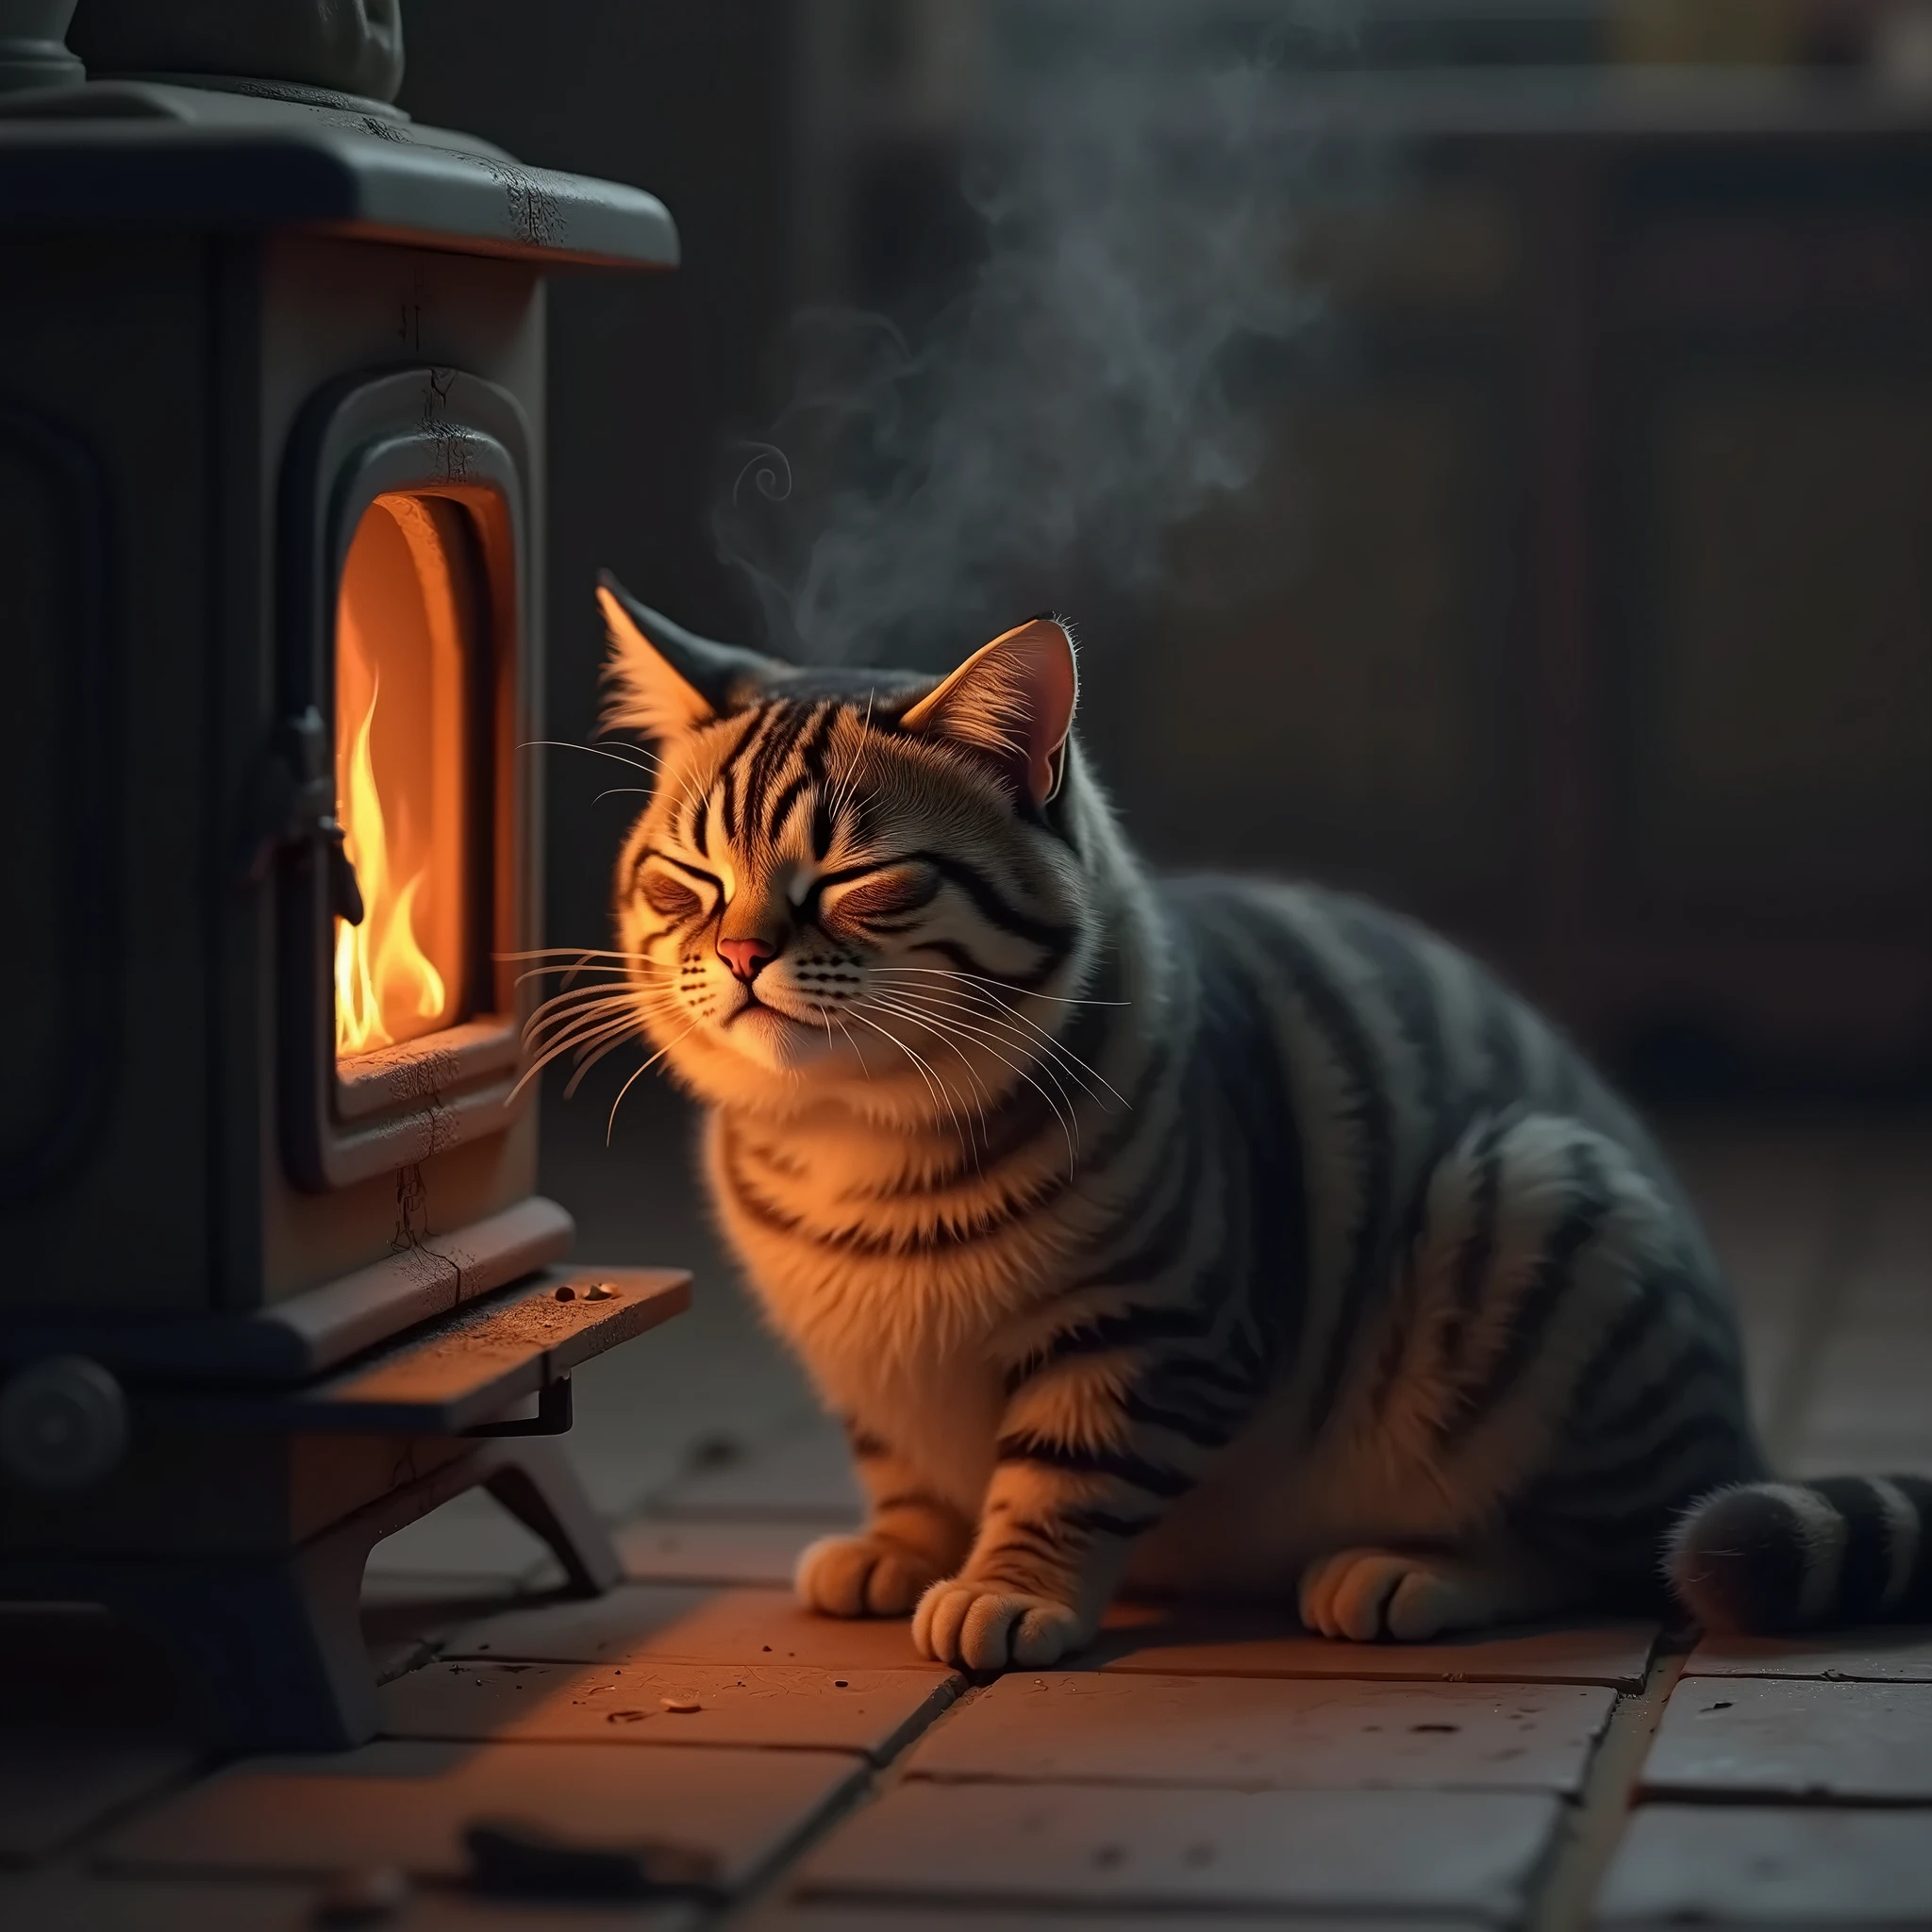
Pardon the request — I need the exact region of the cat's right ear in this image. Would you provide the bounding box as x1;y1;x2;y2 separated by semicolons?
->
899;614;1078;808
596;570;779;740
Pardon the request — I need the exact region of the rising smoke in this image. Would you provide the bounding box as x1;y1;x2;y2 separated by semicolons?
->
716;0;1364;668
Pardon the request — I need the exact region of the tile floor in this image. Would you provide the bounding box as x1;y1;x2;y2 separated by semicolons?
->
4;1101;1929;1929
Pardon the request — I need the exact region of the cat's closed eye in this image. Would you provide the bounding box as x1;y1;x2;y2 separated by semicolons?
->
821;862;939;930
638;865;704;919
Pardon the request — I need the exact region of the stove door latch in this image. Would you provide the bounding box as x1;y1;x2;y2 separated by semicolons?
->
235;706;365;925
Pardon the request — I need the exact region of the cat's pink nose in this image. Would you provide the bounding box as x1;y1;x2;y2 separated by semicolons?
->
718;936;777;983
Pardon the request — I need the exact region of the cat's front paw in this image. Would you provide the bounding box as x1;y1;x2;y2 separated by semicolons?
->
912;1578;1091;1670
1299;1547;1505;1641
795;1532;941;1617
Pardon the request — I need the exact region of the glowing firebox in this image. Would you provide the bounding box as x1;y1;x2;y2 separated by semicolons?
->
333;492;471;1058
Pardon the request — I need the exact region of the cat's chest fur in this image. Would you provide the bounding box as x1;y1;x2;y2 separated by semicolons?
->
705;1091;1438;1585
704;1106;1024;1516
765;1283;1009;1525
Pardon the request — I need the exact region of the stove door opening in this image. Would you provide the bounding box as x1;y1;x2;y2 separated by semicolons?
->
333;491;475;1062
282;368;533;1191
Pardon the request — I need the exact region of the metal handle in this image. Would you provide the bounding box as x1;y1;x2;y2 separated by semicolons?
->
466;1374;574;1439
233;704;364;923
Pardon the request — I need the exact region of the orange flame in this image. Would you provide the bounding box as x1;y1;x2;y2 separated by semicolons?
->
333;663;448;1056
331;491;468;1060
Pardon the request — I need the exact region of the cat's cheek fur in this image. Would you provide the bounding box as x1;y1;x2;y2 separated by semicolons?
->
713;1007;842;1075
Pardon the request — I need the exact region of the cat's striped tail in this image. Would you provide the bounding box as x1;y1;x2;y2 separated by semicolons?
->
1668;1477;1932;1632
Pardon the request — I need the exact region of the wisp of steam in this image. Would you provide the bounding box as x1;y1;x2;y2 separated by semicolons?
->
717;0;1364;668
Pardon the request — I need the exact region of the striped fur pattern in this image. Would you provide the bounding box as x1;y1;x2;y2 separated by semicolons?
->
581;574;1924;1665
1670;1477;1932;1633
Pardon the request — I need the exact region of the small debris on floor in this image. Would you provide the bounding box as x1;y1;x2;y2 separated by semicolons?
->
584;1281;617;1300
659;1693;703;1712
554;1284;576;1301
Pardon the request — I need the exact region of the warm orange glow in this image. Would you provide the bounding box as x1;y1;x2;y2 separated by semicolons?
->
334;494;470;1058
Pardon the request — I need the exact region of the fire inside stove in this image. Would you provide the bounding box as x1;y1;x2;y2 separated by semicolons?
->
333;492;472;1058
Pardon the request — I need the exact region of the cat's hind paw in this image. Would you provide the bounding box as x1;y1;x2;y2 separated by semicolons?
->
1298;1547;1525;1642
795;1532;941;1618
912;1578;1090;1670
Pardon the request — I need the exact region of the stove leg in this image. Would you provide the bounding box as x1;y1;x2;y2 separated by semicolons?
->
116;1442;620;1746
0;1441;621;1752
121;1531;379;1752
3;1524;378;1754
476;1438;621;1595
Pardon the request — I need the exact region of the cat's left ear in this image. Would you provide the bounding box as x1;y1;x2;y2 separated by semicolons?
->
899;614;1078;808
596;570;781;741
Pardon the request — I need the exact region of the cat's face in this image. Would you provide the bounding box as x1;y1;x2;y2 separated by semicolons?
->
585;577;1090;1117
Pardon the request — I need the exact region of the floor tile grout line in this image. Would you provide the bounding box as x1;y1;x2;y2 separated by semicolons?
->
717;1671;996;1925
1527;1645;1688;1932
59;1748;220;1881
713;1656;1671;1926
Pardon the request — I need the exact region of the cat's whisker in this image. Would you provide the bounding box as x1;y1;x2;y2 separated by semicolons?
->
521;987;634;1027
508;1030;635;1106
525;982;673;1028
505;948;673;995
884;1000;1108;1124
607;1022;701;1144
874;963;1130;1008
521;1014;648;1066
521;995;676;1063
557;1013;647;1069
812;998;846;1063
511;969;665;997
521;983;672;1024
874;980;1124;1110
867;991;1056;1097
844;1008;973;1146
515;1008;651;1085
834;1015;872;1080
500;946;657;962
512;1008;665;1096
513;962;653;987
523;988;658;1035
571;1015;641;1060
522;738;663;777
562;1024;645;1098
865;994;1077;1166
856;994;1020;1152
870;965;1128;1112
519;976;668;1023
855;993;999;1113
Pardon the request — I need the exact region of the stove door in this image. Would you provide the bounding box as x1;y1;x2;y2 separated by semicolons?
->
278;368;536;1191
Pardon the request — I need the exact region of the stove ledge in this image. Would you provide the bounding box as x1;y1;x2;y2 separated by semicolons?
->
0;81;678;269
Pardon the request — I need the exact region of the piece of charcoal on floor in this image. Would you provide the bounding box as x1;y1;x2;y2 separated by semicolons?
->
463;1817;721;1898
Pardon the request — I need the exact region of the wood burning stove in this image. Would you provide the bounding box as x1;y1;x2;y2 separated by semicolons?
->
0;3;686;1749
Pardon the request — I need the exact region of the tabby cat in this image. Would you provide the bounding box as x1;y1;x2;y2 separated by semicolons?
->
567;572;1932;1669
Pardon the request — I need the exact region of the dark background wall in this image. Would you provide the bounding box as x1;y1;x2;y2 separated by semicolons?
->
399;1;1932;1107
